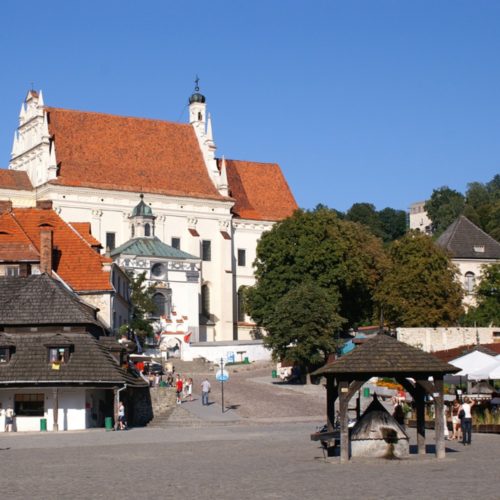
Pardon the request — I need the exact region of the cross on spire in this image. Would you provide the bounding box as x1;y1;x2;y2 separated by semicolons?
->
194;75;200;92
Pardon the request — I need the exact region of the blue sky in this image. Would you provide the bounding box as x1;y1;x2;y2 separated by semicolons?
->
0;1;499;212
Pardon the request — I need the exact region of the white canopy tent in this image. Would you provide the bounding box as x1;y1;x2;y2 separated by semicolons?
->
448;350;500;381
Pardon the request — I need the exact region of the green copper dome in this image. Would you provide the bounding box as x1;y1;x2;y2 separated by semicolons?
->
131;195;153;217
189;92;205;104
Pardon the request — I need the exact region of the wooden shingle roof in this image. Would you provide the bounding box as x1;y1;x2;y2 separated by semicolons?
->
0;274;101;326
0;331;146;387
314;334;459;376
436;215;500;260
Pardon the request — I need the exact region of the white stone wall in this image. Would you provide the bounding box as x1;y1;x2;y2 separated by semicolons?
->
397;327;500;352
408;201;432;234
80;292;112;330
182;340;272;363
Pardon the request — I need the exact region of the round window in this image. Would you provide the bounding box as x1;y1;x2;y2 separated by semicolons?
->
151;263;165;278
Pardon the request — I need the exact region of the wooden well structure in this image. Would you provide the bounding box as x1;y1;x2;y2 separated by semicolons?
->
313;334;460;462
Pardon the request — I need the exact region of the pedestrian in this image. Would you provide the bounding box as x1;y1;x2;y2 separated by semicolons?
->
443;404;450;440
154;373;160;387
451;399;462;441
185;377;193;402
176;374;183;405
118;401;126;430
5;406;15;432
459;397;475;446
201;378;211;406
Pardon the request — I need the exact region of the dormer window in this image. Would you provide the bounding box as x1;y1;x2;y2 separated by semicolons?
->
0;347;11;364
473;245;485;253
44;335;73;368
48;347;69;364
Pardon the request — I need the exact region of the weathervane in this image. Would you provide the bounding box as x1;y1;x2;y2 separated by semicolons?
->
194;75;200;92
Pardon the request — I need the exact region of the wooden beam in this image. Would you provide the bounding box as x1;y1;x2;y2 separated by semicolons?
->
326;376;338;433
434;377;446;459
415;381;426;455
338;379;350;463
52;388;59;432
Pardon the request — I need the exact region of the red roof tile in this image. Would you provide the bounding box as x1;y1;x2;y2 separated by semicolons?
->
9;208;112;292
224;159;298;221
69;222;103;248
0;169;33;191
0;212;39;261
46;108;226;201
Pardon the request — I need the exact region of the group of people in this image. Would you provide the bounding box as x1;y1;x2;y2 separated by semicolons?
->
448;397;476;445
175;375;194;404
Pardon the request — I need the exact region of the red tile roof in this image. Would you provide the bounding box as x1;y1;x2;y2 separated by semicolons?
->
69;222;103;248
0;169;33;191
46;107;227;201
224;159;298;221
5;208;112;292
0;212;39;261
432;343;500;363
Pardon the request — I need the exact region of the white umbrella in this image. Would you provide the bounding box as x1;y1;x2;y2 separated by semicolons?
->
449;350;498;377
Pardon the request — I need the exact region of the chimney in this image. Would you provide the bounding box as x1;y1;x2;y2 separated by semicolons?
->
40;229;53;276
0;200;13;213
36;200;53;210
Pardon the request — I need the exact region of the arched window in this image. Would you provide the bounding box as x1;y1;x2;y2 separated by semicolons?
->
131;224;135;238
201;285;210;317
153;292;167;317
464;272;476;294
145;223;151;237
237;286;246;322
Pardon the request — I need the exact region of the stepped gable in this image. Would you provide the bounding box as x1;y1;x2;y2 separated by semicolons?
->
11;207;112;291
45;107;227;201
0;330;146;387
0;169;32;191
436;215;500;259
224;159;298;221
313;334;460;376
0;274;101;326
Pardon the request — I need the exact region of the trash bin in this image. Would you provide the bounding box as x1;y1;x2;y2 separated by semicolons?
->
160;380;167;388
363;387;370;398
272;370;277;379
40;418;47;432
105;416;114;431
244;357;250;364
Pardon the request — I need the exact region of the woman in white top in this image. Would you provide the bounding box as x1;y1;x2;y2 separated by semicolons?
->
459;397;475;446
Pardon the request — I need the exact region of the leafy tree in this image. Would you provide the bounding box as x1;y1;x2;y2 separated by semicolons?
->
424;187;465;236
378;207;407;242
374;231;464;327
463;264;500;326
346;203;384;240
246;207;388;333
264;281;345;377
122;272;156;342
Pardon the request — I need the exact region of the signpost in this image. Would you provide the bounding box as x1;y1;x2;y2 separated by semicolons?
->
216;357;229;413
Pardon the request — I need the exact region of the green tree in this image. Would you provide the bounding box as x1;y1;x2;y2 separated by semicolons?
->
246;207;388;332
374;231;464;327
122;272;156;342
378;207;407;242
346;203;384;240
463;264;500;326
264;281;345;378
424;186;465;236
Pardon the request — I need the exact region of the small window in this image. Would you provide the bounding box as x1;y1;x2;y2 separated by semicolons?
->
151;263;165;279
202;240;211;262
153;292;171;317
237;287;246;322
48;347;69;364
0;347;11;364
131;225;135;237
14;394;44;417
237;249;246;267
106;232;116;251
473;245;485;253
171;237;181;250
145;223;151;237
464;272;476;294
6;266;19;277
201;285;210;316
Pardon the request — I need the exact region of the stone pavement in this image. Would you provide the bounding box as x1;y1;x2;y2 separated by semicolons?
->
0;424;498;499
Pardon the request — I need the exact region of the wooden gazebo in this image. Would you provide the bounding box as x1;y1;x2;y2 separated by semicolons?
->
313;334;460;462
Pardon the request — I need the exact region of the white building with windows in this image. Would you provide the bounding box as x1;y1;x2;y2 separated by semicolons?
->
0;87;297;341
408;201;433;234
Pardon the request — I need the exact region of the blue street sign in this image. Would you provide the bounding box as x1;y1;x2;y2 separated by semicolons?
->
216;369;229;382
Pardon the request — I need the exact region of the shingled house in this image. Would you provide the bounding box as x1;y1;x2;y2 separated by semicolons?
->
0;87;298;342
436;215;500;308
0;274;149;432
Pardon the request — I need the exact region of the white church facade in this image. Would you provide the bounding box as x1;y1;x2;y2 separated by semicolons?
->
0;87;297;342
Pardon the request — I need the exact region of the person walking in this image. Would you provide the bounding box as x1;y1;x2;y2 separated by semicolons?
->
201;378;211;406
459;397;475;446
184;377;193;402
5;406;15;432
451;399;462;441
118;401;126;430
175;374;184;405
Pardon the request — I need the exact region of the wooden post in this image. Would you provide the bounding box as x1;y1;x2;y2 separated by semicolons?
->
434;377;445;459
415;382;426;455
338;379;350;463
326;376;338;433
52;388;59;432
113;387;119;430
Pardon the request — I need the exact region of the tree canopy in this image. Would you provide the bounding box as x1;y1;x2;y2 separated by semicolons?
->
424;187;465;236
462;264;500;326
374;231;464;327
246;206;388;333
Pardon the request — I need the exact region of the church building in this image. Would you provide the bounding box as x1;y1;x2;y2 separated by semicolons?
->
0;85;297;341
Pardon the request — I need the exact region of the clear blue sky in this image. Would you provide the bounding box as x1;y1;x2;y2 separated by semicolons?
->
1;1;499;212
